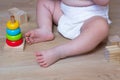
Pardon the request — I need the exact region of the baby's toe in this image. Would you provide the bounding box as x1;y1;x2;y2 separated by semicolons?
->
25;31;31;37
39;61;47;67
29;37;34;44
35;52;42;56
36;56;43;61
37;59;44;63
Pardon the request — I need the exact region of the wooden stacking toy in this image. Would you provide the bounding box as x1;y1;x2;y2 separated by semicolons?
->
6;16;23;47
105;35;120;63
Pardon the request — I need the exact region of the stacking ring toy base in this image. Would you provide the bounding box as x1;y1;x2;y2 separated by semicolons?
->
6;38;23;47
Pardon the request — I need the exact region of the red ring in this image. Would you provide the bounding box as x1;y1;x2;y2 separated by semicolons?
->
6;38;23;47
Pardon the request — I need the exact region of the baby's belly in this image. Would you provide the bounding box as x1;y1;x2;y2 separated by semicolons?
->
61;0;94;7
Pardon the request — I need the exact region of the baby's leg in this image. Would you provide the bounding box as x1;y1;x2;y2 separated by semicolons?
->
25;0;62;44
36;16;109;67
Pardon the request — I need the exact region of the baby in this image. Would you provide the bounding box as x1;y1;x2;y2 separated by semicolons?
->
25;0;110;67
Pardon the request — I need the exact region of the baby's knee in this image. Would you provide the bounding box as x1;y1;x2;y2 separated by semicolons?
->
94;16;108;25
37;0;51;4
37;0;56;12
98;16;109;28
37;0;47;5
95;16;109;36
37;0;55;7
92;16;109;28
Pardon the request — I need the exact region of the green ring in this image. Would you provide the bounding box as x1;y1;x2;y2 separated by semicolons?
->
6;33;22;41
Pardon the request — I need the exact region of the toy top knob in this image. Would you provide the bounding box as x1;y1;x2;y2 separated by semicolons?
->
10;15;16;23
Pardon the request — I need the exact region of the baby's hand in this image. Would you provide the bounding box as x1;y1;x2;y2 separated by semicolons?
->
92;0;109;6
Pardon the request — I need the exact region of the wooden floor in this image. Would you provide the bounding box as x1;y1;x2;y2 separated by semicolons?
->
0;0;120;80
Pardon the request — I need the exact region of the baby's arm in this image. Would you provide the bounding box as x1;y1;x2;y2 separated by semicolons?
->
93;0;110;6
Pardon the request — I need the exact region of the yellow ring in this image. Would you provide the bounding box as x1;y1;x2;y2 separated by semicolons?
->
7;20;19;30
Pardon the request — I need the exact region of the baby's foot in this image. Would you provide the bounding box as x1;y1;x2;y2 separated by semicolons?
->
35;50;61;68
25;28;54;44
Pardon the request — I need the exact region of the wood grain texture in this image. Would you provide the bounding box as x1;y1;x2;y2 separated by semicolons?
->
0;0;120;80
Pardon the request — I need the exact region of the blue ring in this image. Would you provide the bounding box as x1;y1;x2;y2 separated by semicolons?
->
6;27;21;36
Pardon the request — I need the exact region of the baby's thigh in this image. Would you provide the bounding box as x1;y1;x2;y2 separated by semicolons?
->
38;0;62;25
52;0;63;25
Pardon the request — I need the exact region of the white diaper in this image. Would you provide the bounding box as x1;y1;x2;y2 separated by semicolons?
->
58;3;111;39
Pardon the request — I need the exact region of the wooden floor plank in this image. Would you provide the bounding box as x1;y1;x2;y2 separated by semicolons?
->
0;0;120;80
